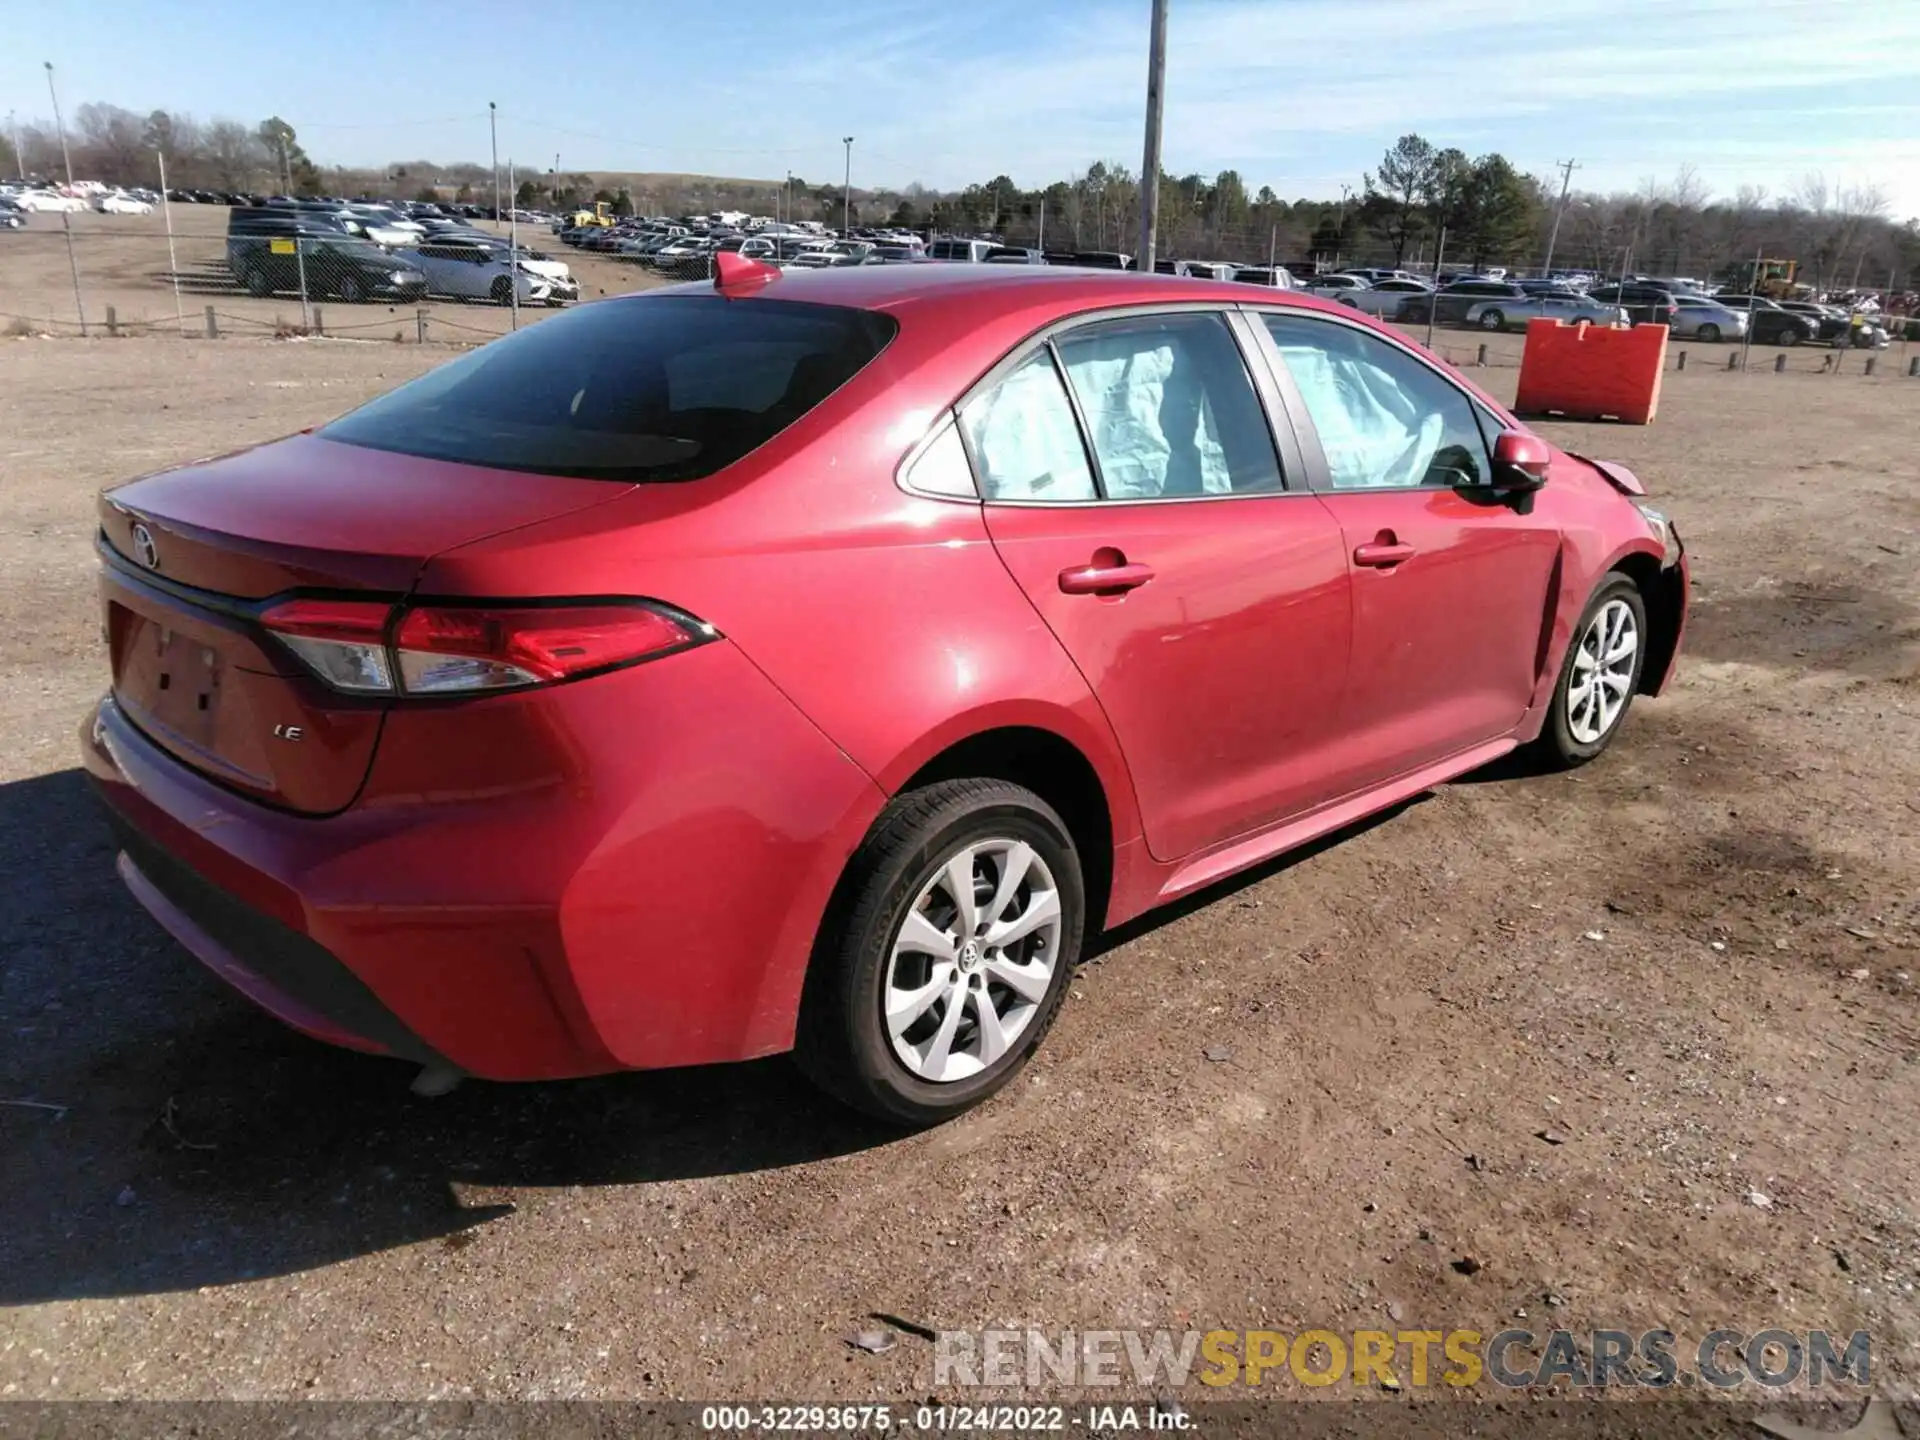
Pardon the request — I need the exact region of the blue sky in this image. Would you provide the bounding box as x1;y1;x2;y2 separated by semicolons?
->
5;0;1918;213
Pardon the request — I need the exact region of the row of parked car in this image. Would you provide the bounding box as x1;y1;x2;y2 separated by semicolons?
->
1294;268;1896;347
223;201;577;306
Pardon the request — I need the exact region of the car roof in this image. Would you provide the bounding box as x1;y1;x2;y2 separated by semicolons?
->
636;262;1373;328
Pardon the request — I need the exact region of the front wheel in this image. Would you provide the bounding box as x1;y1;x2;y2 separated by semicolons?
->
335;273;366;303
1779;328;1801;348
1697;323;1721;343
491;275;514;305
1479;309;1505;331
1533;575;1647;768
795;779;1084;1126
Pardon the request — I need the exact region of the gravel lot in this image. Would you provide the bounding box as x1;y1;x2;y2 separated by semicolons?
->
1;332;1916;1419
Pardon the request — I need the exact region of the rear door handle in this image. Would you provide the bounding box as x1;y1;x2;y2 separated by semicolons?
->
1058;561;1155;595
1353;541;1416;568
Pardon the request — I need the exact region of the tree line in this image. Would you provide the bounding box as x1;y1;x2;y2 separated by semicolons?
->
6;105;1914;290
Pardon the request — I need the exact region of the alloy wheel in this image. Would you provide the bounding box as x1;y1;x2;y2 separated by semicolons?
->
883;838;1062;1083
1567;598;1638;745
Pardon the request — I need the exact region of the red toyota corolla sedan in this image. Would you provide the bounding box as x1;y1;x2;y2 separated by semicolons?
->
81;257;1687;1124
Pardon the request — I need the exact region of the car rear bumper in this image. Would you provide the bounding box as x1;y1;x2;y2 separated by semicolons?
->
81;640;888;1081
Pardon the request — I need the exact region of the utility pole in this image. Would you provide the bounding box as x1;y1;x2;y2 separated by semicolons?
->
1541;157;1580;277
552;151;560;209
842;136;854;235
1137;0;1169;272
44;62;85;336
6;110;21;178
488;102;499;222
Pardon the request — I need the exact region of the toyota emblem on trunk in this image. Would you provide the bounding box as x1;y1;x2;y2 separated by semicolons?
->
131;523;159;570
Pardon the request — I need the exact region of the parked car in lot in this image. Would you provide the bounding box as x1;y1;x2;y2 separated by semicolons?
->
14;188;85;213
229;229;428;303
0;197;25;229
1299;272;1370;297
1231;266;1295;289
1776;300;1890;348
928;238;998;263
1667;299;1749;342
1706;294;1818;345
1343;278;1434;318
413;239;577;305
95;192;154;215
1397;279;1530;326
83;263;1687;1125
1464;293;1630;331
1585;284;1683;329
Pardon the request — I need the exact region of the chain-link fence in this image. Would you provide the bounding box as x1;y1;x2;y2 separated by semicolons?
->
4;206;1916;389
0;205;718;346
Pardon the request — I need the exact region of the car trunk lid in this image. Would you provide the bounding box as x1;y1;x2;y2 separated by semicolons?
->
99;434;631;814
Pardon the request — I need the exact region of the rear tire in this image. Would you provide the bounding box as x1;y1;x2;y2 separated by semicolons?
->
335;273;366;303
1532;574;1648;769
1779;328;1801;348
243;266;271;297
491;275;513;305
1697;323;1720;343
795;779;1084;1126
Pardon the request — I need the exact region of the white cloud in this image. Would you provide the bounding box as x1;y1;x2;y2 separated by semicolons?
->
753;0;1920;210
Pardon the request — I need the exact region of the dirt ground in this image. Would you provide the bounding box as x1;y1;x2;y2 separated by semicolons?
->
1;329;1917;1424
0;206;667;343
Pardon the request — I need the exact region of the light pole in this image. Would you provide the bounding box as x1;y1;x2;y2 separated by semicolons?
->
488;101;500;222
5;110;21;178
841;137;854;235
1137;0;1169;272
44;62;85;335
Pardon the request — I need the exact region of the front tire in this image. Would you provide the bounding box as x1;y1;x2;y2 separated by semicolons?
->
335;273;366;303
795;779;1084;1126
1697;323;1720;343
243;266;271;297
1779;328;1801;347
491;275;513;305
1480;309;1505;331
1533;575;1647;769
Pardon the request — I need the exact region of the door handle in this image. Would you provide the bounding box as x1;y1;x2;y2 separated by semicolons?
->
1353;541;1416;568
1058;560;1155;595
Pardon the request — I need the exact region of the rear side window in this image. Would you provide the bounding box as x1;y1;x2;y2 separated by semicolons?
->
321;296;896;483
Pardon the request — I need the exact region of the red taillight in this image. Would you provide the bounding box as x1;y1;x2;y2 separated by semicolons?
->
394;604;701;694
261;598;707;696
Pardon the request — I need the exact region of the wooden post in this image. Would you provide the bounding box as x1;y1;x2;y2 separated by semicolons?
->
1774;353;1786;373
205;305;217;339
105;306;118;337
1728;351;1740;371
1864;356;1876;376
1677;350;1687;371
1909;356;1919;377
416;307;427;343
312;307;324;337
1476;343;1488;366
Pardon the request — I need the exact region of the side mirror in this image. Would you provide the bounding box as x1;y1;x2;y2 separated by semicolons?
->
1493;431;1551;491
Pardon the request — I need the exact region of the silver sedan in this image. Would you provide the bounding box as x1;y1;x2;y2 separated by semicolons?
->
1668;301;1750;343
1462;294;1630;332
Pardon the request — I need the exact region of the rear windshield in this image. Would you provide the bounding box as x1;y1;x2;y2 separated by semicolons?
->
320;295;897;483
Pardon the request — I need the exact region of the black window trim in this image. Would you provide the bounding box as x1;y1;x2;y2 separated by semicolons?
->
1236;303;1519;497
894;301;1314;508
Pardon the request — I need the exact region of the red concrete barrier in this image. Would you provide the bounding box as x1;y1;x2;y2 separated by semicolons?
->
1514;319;1668;425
